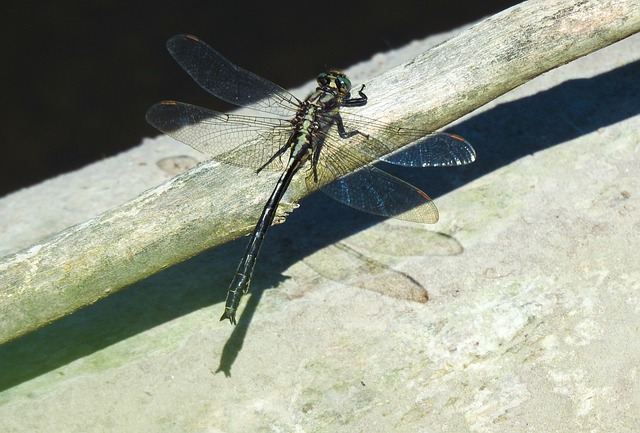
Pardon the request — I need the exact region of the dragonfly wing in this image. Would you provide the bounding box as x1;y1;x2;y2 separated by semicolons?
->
166;35;300;117
381;133;476;167
339;112;476;167
305;115;445;223
146;100;292;171
316;164;439;224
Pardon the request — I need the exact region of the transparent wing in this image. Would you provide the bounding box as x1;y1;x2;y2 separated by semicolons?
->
318;163;440;223
307;124;437;223
306;112;475;223
339;112;476;167
146;100;293;171
382;133;476;167
166;34;300;117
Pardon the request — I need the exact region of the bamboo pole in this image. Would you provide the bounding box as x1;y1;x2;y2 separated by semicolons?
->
1;0;638;344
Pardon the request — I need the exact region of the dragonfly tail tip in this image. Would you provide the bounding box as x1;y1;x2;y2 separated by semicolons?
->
220;311;237;325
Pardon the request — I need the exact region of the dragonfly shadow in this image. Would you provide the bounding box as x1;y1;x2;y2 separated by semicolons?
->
2;60;637;387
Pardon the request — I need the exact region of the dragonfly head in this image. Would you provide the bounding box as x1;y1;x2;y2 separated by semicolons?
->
317;70;352;95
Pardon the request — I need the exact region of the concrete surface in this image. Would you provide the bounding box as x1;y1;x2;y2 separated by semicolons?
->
0;26;638;433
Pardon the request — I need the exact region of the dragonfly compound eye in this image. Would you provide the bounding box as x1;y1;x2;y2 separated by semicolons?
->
336;75;352;93
316;72;329;87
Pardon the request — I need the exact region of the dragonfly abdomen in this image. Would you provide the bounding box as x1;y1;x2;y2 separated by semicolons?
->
220;149;309;324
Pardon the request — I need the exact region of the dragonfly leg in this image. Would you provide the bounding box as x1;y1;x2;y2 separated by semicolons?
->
257;140;293;173
343;84;367;107
335;113;369;140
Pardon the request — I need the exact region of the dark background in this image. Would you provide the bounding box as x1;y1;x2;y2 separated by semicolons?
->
0;0;523;197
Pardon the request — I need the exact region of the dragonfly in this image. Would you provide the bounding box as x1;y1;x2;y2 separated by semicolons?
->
146;34;476;325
